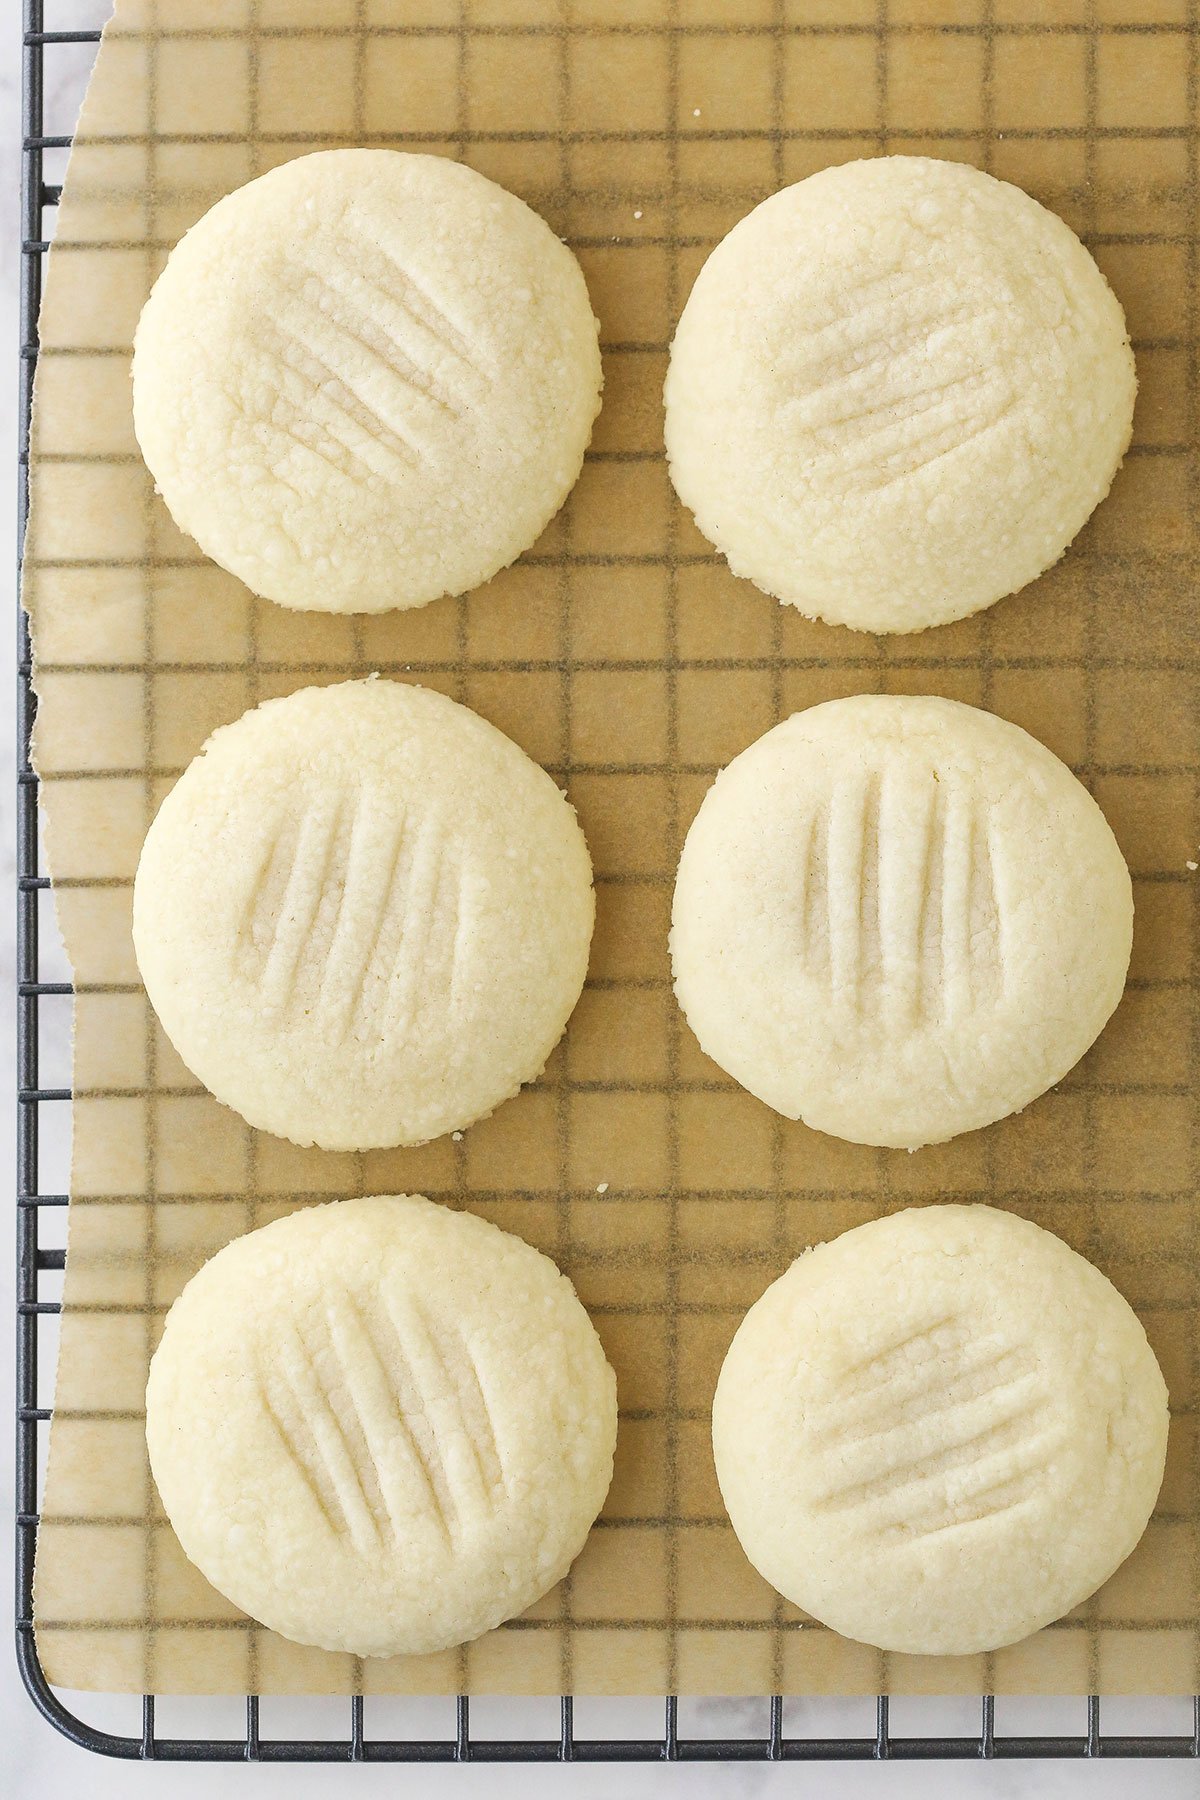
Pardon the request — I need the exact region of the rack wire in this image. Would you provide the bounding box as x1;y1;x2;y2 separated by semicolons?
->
14;0;1200;1766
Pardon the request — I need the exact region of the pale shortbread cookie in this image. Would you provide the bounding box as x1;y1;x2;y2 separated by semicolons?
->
665;156;1135;634
146;1196;618;1658
133;149;601;613
133;678;593;1150
713;1205;1169;1656
671;695;1131;1149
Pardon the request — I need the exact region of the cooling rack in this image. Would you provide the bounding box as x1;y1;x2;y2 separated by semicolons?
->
14;0;1200;1765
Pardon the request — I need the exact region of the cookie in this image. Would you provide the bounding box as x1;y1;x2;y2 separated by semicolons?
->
146;1196;618;1658
133;678;594;1150
133;149;602;613
664;156;1135;633
670;694;1132;1148
713;1204;1168;1656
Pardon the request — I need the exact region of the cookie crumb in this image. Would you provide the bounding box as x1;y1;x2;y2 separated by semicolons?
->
596;1182;609;1194
452;1131;464;1142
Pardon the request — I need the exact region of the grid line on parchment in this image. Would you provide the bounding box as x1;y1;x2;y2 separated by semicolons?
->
22;331;1200;352
57;125;1200;149
139;0;161;1703
50;124;1200;143
21;531;1195;559
661;0;682;1702
1185;0;1200;1702
25;657;1200;684
42;1294;1200;1330
448;0;473;1700
28;867;1200;891
48;1073;1200;1095
25;376;1200;401
39;755;1200;781
767;0;786;1708
350;0;370;1716
1082;2;1103;1701
37;1612;1200;1635
26;239;1200;259
80;22;1200;42
244;0;262;1708
45;1186;1200;1209
871;0;890;1706
978;0;999;1707
555;0;574;1707
27;0;1200;1705
977;0;995;724
59;1300;956;1320
24;969;1200;997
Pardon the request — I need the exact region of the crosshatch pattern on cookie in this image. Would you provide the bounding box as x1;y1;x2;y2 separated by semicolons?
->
22;0;1200;1699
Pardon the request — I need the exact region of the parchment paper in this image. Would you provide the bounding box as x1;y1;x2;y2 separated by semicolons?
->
23;0;1200;1698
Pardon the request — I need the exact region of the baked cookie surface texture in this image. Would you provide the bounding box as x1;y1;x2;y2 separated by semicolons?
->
146;1196;618;1658
133;149;602;613
713;1204;1168;1656
671;694;1132;1149
664;156;1135;633
133;678;594;1150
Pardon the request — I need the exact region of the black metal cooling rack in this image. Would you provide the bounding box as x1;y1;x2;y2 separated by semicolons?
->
13;0;1200;1767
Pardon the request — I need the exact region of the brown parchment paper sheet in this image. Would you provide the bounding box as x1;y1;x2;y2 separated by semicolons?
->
22;0;1200;1699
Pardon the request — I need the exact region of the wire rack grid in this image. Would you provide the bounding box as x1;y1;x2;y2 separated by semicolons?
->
13;0;1200;1767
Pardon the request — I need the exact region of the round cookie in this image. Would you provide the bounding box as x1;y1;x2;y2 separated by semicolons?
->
146;1196;618;1658
132;149;602;613
664;156;1135;634
713;1204;1169;1656
133;678;594;1150
670;695;1131;1149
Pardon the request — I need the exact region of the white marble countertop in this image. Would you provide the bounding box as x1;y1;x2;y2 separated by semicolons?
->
2;7;1196;1795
